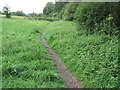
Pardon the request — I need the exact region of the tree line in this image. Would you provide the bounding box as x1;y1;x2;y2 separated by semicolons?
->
43;2;119;35
2;2;119;35
1;6;46;18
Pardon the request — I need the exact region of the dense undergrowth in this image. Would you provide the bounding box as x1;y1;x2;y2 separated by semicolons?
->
45;21;118;88
2;19;66;88
56;2;119;35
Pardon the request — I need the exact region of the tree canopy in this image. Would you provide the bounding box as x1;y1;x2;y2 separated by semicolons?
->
43;2;55;17
3;6;11;18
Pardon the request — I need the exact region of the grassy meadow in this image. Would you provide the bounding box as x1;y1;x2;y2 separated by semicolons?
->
1;16;118;88
1;2;119;88
45;21;118;88
2;18;66;88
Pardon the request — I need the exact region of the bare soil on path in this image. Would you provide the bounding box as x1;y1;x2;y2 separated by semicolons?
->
41;29;82;88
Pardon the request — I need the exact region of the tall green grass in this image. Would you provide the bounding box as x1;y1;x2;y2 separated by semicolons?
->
0;16;2;88
2;19;66;88
45;21;118;88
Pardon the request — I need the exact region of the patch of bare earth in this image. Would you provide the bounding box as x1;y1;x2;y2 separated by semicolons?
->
42;30;82;88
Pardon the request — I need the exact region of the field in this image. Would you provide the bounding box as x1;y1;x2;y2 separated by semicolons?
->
1;17;119;88
45;21;118;88
2;18;66;88
0;15;25;19
1;1;119;88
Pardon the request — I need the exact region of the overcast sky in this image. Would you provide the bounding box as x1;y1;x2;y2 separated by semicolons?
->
0;0;55;14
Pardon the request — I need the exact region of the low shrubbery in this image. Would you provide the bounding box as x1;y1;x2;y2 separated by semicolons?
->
27;17;59;22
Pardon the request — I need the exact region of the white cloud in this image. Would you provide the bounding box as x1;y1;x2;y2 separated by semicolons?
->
0;0;55;14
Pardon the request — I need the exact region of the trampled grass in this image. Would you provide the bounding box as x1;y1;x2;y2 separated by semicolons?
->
45;21;118;88
2;19;66;88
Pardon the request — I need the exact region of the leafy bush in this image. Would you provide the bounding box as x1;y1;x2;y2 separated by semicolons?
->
63;3;79;21
57;9;65;19
43;2;55;17
93;16;119;35
58;2;119;35
75;2;119;35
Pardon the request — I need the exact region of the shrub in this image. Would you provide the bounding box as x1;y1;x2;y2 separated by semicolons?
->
63;3;79;21
75;2;119;35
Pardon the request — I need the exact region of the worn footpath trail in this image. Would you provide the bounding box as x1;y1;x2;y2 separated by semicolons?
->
41;28;82;88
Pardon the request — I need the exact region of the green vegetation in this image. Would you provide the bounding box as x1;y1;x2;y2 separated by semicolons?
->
74;2;119;35
43;2;55;17
45;21;118;88
2;19;66;88
28;17;59;22
63;2;79;21
12;10;25;16
3;6;11;18
0;15;26;19
2;1;119;88
54;2;119;35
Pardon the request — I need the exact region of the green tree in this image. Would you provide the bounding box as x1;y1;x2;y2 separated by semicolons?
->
75;2;119;35
16;11;25;16
55;2;68;13
54;2;68;19
28;12;38;17
3;6;11;18
43;2;55;17
0;11;1;14
11;12;17;16
38;13;46;17
64;2;79;21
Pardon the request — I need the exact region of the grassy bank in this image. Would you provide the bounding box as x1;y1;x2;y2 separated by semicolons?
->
2;19;66;88
45;21;118;88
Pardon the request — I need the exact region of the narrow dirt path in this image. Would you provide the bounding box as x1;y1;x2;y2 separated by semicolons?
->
41;29;82;88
